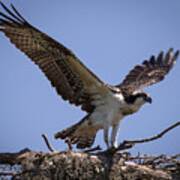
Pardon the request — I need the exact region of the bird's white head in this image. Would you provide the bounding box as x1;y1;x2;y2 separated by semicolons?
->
123;91;152;114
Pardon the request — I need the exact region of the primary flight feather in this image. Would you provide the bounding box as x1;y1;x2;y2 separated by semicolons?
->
0;2;179;149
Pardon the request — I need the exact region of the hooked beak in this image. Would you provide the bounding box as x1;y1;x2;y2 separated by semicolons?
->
145;96;152;104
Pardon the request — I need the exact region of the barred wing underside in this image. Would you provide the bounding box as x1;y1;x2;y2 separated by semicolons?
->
0;2;108;113
117;49;179;94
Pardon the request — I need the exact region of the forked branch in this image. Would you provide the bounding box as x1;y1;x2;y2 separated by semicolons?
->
115;121;180;152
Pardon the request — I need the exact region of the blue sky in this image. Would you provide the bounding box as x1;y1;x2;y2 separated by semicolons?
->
0;0;180;155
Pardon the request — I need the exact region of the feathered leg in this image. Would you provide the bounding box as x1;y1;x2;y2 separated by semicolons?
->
103;123;110;149
110;123;120;148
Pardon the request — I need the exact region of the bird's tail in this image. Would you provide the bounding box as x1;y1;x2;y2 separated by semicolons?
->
54;115;99;149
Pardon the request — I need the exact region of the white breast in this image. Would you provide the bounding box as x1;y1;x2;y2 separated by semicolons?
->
109;92;125;125
90;92;125;128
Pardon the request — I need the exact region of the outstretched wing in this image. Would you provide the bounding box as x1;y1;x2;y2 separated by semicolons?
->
117;48;179;94
0;2;108;113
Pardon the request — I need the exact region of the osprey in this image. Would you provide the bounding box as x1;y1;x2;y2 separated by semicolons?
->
0;2;179;149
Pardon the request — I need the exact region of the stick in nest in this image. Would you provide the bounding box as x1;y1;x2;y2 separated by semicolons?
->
42;134;56;153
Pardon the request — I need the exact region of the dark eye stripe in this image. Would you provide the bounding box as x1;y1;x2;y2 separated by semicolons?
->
125;93;148;104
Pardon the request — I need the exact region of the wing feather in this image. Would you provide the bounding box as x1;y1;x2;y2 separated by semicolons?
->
117;48;179;94
0;2;108;112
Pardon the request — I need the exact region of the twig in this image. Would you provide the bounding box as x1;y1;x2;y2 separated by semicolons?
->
117;143;134;151
41;134;55;153
98;144;134;155
0;172;19;176
151;155;180;166
83;145;102;153
121;153;180;172
65;138;73;150
123;121;180;144
143;154;166;165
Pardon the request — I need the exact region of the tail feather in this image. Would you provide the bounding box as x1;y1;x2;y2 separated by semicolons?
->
76;136;96;149
54;115;87;139
54;124;79;139
54;115;99;149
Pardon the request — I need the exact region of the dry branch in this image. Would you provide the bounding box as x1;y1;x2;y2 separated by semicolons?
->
123;121;180;144
42;134;55;153
110;121;180;153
